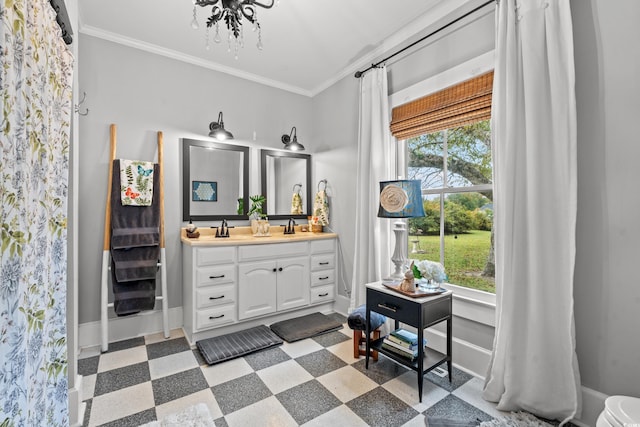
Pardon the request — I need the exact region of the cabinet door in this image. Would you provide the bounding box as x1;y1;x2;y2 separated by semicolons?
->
238;260;277;320
277;256;310;312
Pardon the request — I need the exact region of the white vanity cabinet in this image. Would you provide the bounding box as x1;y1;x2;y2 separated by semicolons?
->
182;229;337;344
238;242;310;320
310;239;336;304
182;246;237;340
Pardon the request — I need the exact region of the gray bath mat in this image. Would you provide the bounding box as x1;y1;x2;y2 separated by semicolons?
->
269;312;342;343
196;324;283;365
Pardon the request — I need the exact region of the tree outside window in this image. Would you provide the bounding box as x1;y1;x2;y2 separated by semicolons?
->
406;120;495;293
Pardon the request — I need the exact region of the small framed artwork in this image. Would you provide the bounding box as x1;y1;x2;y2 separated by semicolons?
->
192;181;217;202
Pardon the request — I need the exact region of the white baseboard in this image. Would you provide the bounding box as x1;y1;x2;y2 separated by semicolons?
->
79;307;183;350
68;374;85;427
423;327;492;379
333;294;350;317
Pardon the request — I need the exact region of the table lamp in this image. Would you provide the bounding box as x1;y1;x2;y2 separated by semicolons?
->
377;180;425;280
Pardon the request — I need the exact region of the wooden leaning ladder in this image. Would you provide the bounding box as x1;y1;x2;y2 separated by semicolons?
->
100;124;170;352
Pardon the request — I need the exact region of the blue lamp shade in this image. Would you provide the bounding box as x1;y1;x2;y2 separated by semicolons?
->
377;180;425;218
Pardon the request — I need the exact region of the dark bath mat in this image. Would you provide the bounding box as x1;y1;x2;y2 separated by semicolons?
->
196;324;283;365
269;312;343;343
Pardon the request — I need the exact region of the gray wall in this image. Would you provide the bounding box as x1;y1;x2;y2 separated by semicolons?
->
77;35;312;324
572;0;640;397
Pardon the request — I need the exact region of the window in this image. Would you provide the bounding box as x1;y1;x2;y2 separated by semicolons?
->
405;121;494;293
391;72;495;293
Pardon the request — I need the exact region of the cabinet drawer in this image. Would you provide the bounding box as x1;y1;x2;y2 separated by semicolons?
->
366;288;418;325
196;265;236;287
311;270;335;287
311;254;335;271
310;239;335;254
196;284;236;309
310;284;335;304
239;242;308;261
196;305;236;330
196;246;236;266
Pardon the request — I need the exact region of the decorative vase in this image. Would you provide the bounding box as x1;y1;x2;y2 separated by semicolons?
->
417;278;439;291
250;219;259;234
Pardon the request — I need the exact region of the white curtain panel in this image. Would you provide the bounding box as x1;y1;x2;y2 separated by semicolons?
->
0;0;73;425
483;0;581;424
349;66;395;312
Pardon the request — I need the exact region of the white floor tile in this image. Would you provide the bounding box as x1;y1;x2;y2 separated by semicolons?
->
257;359;313;394
326;338;361;365
145;328;185;346
317;366;378;403
154;389;223;421
148;350;198;380
301;404;369;427
280;338;323;359
97;345;148;373
200;357;254;387
82;374;96;402
88;382;155;427
225;395;298;427
452;376;508;419
383;371;449;412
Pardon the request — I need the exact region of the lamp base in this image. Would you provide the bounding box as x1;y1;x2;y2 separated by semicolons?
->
387;220;408;281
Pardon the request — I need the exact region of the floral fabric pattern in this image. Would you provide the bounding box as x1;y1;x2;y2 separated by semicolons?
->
0;0;73;425
120;159;155;206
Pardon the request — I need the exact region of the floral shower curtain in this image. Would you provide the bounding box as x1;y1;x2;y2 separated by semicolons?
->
0;0;73;425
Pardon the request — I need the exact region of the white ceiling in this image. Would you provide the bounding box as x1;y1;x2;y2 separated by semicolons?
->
78;0;447;96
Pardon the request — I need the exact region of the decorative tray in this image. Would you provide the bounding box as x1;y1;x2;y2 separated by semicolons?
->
381;282;446;298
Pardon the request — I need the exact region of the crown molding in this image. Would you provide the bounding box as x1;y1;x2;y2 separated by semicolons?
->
79;24;313;98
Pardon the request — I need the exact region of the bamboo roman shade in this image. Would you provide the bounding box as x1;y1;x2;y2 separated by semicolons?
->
390;71;493;140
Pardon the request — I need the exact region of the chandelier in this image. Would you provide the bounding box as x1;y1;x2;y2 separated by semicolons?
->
191;0;275;57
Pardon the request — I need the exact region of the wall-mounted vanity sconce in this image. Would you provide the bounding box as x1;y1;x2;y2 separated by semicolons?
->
281;126;305;151
209;112;234;141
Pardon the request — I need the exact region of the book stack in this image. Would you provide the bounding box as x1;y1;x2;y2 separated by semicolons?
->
381;328;426;361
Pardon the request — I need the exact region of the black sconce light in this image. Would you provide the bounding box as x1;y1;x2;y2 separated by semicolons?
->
281;126;305;151
209;112;234;141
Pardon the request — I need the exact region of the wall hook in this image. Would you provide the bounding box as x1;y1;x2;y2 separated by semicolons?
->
74;91;89;116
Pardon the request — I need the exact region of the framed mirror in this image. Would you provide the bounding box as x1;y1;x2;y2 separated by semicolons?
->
182;138;249;221
261;149;311;220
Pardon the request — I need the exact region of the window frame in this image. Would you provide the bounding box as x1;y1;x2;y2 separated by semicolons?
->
390;51;496;325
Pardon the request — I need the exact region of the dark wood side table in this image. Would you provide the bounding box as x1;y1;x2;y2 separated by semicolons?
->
365;282;452;402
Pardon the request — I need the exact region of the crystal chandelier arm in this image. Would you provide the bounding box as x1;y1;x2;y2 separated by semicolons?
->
248;0;274;9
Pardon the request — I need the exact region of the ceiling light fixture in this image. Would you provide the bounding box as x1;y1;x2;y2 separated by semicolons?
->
209;112;234;141
281;127;305;151
191;0;275;58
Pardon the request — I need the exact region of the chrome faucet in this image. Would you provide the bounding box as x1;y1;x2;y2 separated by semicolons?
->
213;219;233;238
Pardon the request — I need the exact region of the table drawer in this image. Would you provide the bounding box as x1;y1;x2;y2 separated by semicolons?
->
196;305;236;330
196;284;236;309
367;288;419;326
311;254;335;271
310;284;335;304
196;265;236;287
196;246;236;266
311;270;335;287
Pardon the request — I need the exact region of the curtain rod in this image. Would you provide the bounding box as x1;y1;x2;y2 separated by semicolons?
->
354;0;495;79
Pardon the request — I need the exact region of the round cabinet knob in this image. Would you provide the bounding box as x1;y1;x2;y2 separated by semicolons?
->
278;267;283;272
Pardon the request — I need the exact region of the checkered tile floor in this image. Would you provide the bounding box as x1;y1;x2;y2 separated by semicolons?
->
79;313;507;427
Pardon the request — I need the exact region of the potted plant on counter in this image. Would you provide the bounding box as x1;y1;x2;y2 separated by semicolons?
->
248;194;269;235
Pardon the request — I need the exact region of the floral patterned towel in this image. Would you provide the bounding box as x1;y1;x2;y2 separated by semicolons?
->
313;189;329;226
120;159;155;206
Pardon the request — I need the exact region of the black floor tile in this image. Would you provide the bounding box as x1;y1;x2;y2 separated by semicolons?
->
243;346;291;371
146;337;191;360
78;355;100;376
351;354;411;384
105;337;146;353
276;379;342;425
94;362;151;397
312;329;350;347
295;349;347;377
425;365;474;392
151;367;210;406
212;372;273;415
423;394;492;423
347;386;419;427
100;408;156;427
